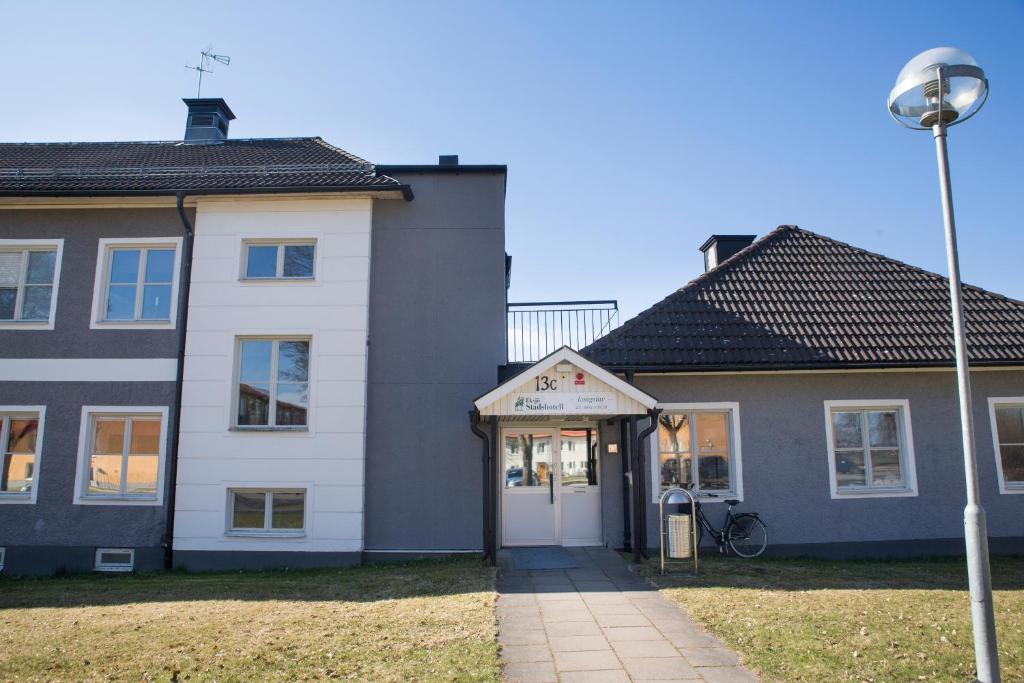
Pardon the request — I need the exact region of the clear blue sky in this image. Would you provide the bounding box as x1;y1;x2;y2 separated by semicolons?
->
3;1;1021;319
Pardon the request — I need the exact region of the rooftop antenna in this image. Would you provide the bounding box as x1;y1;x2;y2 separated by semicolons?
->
185;45;231;97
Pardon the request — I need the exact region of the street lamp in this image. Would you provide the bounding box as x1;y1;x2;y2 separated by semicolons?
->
888;48;999;683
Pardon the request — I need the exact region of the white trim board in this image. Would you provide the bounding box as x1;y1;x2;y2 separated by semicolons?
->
474;346;658;413
0;358;177;382
987;397;1024;495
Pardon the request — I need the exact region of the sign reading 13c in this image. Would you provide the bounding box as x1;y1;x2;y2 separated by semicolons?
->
535;375;558;391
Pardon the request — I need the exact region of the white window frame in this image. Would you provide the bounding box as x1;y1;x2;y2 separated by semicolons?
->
240;239;317;282
73;406;168;506
232;335;312;431
823;399;918;499
0;547;5;572
94;548;135;572
225;488;308;537
0;239;64;330
987;397;1024;495
0;406;46;505
650;402;743;503
90;237;182;330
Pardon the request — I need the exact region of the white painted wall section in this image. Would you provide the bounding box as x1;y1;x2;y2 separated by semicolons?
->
174;196;371;553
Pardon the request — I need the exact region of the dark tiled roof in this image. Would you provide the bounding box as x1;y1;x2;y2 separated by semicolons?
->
583;225;1024;370
0;138;405;195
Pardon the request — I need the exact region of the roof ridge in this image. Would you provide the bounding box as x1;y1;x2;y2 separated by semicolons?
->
309;137;373;166
0;137;324;147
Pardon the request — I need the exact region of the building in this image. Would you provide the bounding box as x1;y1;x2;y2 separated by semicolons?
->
0;98;506;574
473;227;1024;559
1;99;1021;575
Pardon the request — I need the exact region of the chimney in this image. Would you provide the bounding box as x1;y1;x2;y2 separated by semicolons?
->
699;234;756;272
438;154;459;166
182;98;236;143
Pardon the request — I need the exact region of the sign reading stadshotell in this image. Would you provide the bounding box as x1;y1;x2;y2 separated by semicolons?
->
513;392;618;414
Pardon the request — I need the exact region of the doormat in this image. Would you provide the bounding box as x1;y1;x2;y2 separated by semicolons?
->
511;547;578;570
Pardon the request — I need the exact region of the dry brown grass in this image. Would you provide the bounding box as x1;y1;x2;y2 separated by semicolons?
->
644;554;1024;682
0;557;499;682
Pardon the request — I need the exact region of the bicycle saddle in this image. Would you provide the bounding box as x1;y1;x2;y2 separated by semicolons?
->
724;498;740;506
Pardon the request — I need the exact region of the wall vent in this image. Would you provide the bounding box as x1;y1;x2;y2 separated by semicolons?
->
94;548;135;572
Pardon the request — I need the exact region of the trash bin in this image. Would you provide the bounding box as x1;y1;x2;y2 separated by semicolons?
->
666;513;692;559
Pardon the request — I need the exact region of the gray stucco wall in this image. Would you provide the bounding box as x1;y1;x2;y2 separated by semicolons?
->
630;369;1024;556
0;207;188;574
364;171;507;551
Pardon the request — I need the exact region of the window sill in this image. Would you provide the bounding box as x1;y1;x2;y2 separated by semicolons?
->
91;319;174;331
75;496;162;506
0;320;54;330
230;426;310;434
225;530;306;539
998;484;1024;495
832;487;917;500
0;494;34;504
239;278;316;284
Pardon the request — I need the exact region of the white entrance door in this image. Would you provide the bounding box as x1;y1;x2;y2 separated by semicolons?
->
501;427;602;547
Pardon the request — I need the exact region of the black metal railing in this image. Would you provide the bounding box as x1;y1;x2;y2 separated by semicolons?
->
507;300;619;363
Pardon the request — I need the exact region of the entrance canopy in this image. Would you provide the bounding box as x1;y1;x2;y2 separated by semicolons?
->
474;346;657;418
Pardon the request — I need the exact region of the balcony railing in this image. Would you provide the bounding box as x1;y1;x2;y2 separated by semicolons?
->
507;300;619;363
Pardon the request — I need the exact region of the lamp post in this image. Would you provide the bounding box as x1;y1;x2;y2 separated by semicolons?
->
888;47;998;683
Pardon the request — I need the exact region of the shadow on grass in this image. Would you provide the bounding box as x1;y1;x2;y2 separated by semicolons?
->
640;553;1024;592
0;556;495;610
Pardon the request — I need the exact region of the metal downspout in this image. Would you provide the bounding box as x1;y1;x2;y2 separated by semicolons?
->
469;410;493;564
635;408;662;561
163;192;195;570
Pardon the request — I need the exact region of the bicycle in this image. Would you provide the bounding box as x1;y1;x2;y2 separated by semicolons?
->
681;485;768;558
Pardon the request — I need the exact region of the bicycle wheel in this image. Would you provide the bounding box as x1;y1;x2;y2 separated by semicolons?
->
726;514;767;558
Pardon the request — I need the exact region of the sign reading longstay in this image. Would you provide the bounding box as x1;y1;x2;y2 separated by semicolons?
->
512;392;618;414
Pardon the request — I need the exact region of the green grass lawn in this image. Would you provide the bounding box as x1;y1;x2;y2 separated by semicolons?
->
0;557;499;683
643;554;1024;682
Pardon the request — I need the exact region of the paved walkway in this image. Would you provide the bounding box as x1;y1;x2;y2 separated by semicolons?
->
496;547;759;683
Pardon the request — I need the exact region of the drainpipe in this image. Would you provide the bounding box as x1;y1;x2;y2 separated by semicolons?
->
634;408;662;562
163;192;195;570
469;410;493;564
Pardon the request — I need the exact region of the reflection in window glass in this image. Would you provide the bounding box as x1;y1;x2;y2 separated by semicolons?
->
86;415;161;498
1;415;39;494
994;405;1024;487
237;338;309;428
104;247;175;321
503;431;552;488
560;428;597;486
831;409;906;492
230;490;305;531
0;249;57;322
658;411;732;495
244;242;315;279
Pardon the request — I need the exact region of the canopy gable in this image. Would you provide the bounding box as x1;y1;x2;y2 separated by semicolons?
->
474;346;657;417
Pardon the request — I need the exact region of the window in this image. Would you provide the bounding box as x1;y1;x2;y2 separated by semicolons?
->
653;403;742;501
228;489;306;534
242;241;315;280
91;238;181;328
74;407;168;505
824;400;918;498
94;548;134;572
0;547;5;572
988;398;1024;494
0;241;62;327
236;338;310;429
0;408;44;504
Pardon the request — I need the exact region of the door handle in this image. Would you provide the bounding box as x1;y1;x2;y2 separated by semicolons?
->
549;472;554;504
